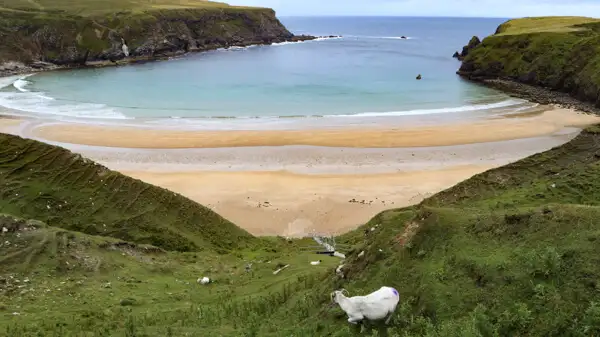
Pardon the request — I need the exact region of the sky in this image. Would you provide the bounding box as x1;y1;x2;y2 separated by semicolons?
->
229;0;600;18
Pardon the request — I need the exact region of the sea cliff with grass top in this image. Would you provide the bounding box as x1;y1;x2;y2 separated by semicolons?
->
457;16;600;112
5;15;600;337
0;0;316;75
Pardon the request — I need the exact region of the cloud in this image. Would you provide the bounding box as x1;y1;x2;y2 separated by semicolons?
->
228;0;600;17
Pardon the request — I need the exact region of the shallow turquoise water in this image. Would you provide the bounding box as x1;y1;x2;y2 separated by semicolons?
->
0;17;519;123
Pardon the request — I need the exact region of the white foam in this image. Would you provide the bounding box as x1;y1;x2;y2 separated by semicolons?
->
271;36;342;47
336;99;527;118
0;75;128;120
13;75;33;92
0;75;24;90
346;35;414;40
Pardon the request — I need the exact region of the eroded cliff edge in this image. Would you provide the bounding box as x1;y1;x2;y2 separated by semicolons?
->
0;5;313;75
456;17;600;112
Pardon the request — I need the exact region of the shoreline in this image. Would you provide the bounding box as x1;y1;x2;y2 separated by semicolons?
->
2;103;599;236
27;107;600;149
0;35;340;78
459;77;600;115
4;74;600;236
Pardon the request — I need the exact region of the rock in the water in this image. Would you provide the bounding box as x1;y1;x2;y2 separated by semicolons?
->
401;36;407;39
416;74;422;80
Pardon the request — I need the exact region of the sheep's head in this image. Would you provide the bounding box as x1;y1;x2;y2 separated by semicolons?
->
330;289;350;303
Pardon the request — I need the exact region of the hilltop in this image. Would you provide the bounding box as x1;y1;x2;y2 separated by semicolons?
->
457;16;600;111
0;0;312;75
0;0;251;15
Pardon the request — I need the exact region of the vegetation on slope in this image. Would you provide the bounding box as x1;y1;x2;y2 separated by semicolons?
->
6;127;600;336
322;127;600;336
1;214;340;336
0;133;255;252
458;16;600;107
0;0;249;16
0;0;297;68
5;14;600;337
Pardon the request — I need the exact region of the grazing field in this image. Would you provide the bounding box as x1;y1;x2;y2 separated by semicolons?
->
0;0;261;16
495;16;600;35
5;125;600;335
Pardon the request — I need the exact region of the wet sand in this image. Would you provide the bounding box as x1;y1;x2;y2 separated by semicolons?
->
30;108;600;149
2;105;599;236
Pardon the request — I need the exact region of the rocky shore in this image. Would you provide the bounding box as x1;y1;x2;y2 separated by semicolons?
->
0;34;340;78
466;79;600;115
0;4;341;78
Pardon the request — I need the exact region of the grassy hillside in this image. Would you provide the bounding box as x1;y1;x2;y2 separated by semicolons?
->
0;0;247;15
6;127;600;336
0;133;255;252
1;214;341;336
0;0;297;68
458;16;600;107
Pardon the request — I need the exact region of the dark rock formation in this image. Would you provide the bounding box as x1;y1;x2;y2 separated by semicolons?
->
416;74;422;80
0;7;319;75
453;36;481;60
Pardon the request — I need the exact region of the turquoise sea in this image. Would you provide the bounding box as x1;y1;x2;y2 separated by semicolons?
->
0;17;531;129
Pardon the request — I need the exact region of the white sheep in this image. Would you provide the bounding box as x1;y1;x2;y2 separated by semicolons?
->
330;286;399;325
310;260;322;266
197;277;210;285
335;264;345;278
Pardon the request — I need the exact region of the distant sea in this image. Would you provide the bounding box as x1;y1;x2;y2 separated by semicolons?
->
0;17;530;129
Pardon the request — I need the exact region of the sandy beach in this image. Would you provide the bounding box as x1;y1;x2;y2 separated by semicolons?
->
31;108;600;149
3;105;600;236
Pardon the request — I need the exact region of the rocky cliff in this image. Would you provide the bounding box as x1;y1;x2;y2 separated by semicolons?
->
457;17;600;108
0;5;312;74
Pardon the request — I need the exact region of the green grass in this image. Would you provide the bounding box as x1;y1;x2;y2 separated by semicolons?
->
0;214;342;336
0;0;262;16
6;127;600;335
495;16;600;35
459;16;600;106
0;133;255;252
0;0;289;65
5;14;600;336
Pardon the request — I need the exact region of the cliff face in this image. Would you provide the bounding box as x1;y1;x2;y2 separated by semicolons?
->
457;17;600;107
0;7;305;72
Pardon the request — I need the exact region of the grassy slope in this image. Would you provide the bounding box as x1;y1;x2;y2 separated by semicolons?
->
1;214;340;336
0;0;256;15
0;0;289;65
5;15;600;336
0;133;255;252
459;16;600;106
6;128;600;336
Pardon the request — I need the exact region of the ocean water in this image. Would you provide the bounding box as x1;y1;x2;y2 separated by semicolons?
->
0;17;524;127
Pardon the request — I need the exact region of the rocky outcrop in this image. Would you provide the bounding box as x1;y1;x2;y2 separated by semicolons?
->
452;36;480;60
456;19;600;108
0;7;316;74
